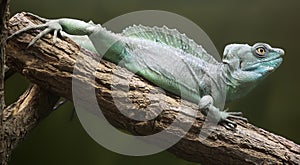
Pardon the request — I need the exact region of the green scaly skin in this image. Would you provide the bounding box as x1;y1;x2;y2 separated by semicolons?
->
8;13;284;128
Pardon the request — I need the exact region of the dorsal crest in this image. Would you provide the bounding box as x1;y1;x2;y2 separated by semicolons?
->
122;24;219;64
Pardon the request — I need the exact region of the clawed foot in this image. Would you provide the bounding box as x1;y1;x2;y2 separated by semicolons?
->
199;95;248;130
7;17;63;47
219;110;248;129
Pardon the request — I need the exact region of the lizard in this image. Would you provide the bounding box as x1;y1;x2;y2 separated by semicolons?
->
7;13;284;128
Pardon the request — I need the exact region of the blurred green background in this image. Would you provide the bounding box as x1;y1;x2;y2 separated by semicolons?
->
6;0;300;164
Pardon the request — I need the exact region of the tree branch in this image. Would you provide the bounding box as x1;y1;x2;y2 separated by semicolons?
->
5;12;300;165
0;85;59;164
0;0;10;164
0;0;9;112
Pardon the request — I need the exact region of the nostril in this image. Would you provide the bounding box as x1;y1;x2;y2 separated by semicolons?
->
275;48;285;56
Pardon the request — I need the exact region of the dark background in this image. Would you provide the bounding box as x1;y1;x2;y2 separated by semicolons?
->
6;0;300;164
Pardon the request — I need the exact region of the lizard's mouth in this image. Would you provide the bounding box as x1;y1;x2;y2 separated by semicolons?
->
243;56;283;71
261;55;283;63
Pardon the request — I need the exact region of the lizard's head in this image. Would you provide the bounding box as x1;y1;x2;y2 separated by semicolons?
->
223;43;284;75
223;43;284;101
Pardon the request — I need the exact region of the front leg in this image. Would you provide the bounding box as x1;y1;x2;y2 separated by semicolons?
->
199;95;247;129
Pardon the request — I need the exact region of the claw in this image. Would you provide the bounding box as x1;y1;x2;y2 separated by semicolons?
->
221;122;235;130
26;12;49;22
28;27;52;47
222;123;232;130
224;118;237;127
220;120;237;130
228;115;248;122
7;24;48;40
228;111;243;116
53;29;59;44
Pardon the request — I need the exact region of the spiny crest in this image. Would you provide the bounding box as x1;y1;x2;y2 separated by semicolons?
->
122;24;219;64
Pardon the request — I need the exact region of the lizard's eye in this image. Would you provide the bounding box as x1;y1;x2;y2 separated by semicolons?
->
255;47;266;57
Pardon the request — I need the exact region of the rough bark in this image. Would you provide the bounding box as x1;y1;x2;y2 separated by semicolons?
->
0;85;59;164
0;0;10;164
0;0;9;111
5;12;300;165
